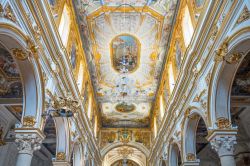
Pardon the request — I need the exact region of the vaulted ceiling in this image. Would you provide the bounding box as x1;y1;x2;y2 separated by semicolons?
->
73;0;179;128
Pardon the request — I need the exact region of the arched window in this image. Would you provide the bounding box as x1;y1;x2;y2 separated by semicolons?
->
154;117;157;138
58;5;70;46
94;116;98;138
182;6;194;47
160;95;164;119
168;63;175;93
87;94;92;119
77;63;84;91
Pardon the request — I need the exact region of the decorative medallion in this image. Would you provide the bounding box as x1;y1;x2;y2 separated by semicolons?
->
115;102;135;113
111;34;140;73
118;129;132;144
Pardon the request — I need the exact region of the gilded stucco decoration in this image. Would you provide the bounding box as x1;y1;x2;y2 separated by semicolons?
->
214;39;228;62
23;116;36;128
186;153;196;161
216;117;231;129
56;152;66;160
4;5;16;22
236;6;250;25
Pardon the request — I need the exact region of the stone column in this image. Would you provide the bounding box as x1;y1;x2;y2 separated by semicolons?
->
15;129;44;166
208;130;237;166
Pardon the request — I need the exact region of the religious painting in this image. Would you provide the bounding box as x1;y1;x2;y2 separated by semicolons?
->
115;102;135;113
0;46;22;98
111;34;140;73
0;47;20;77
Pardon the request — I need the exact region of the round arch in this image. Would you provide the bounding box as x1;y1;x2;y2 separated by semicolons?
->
0;21;44;129
101;141;150;158
72;142;83;166
209;27;250;127
168;142;182;166
103;146;146;166
182;109;207;162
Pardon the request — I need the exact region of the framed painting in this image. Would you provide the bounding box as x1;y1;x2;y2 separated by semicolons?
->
110;34;140;73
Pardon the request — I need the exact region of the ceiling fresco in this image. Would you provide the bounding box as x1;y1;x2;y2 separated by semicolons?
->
0;44;22;98
74;0;178;128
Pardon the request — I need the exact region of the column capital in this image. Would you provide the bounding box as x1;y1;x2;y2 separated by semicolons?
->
207;130;237;157
15;128;45;155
